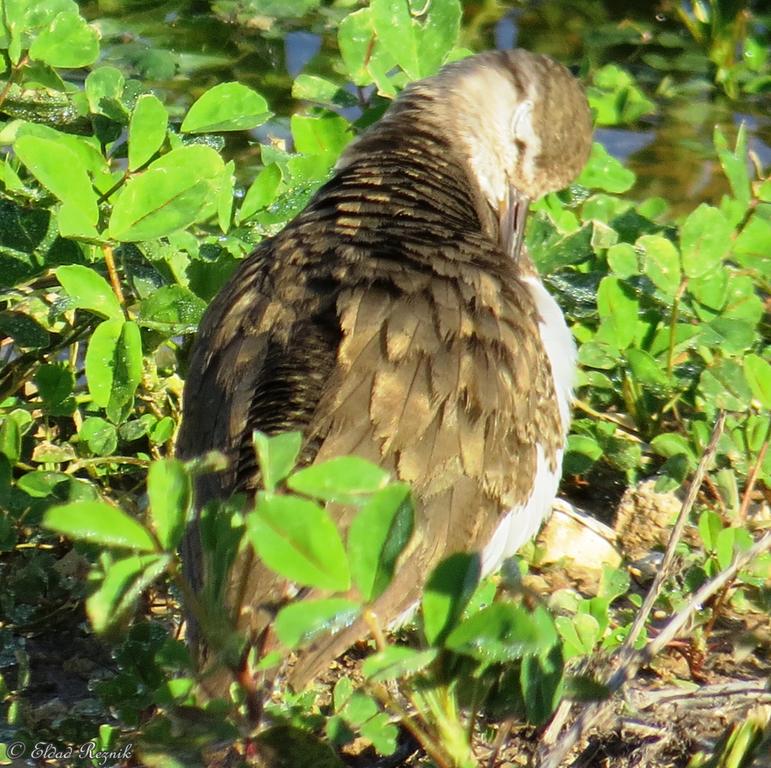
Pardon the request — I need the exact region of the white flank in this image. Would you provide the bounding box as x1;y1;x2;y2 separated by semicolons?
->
482;275;576;575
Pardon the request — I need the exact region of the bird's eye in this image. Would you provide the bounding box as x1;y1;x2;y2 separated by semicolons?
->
510;99;534;141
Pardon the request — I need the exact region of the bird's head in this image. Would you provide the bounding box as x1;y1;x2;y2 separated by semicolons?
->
434;50;593;260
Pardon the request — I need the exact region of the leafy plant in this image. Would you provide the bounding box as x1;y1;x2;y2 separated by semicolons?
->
1;0;769;766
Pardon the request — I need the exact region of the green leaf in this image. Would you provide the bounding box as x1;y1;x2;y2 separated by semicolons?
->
15;136;98;234
700;318;755;354
362;646;438;681
338;8;398;89
348;483;413;602
55;265;123;320
34;364;75;416
370;0;461;79
699;360;752;412
715;527;736;570
137;285;206;335
596;276;639;350
0;416;21;462
108;145;224;241
28;11;99;68
564;433;603;474
587;64;656;126
217;160;235;233
446;604;558;664
128;94;168;171
181;82;272;133
576;143;635;193
698;509;723;552
291;74;358;107
606;242;638;278
275;598;360;648
291;113;353;162
521;645;564;724
422;553;481;646
714;125;750;211
80;416;118;456
651;432;695;461
147;459;190;550
555;612;600;659
252;431;302;493
288;456;390;502
238;163;282;224
680;204;731;278
87;554;169;633
17;470;69;498
246;494;350;591
637;234;681;297
598;566;631;601
85;67;126;121
625;348;670;392
84;319;143;412
743;354;771;409
45;501;156;551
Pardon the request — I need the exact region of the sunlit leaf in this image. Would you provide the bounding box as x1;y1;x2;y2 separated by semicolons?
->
28;11;99;68
181;82;271;133
147;459;190;550
253;431;302;493
87;554;169;633
56;265;123;321
362;646;438;681
246;494;350;591
275;598;360;648
348;483;413;602
108;145;224;241
288;456;390;502
370;0;461;79
128;94;168;171
45;501;156;551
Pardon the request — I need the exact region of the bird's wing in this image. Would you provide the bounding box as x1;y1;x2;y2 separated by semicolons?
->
286;236;562;686
177;221;562;689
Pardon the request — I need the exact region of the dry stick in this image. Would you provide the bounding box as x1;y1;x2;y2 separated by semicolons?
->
631;679;771;709
738;435;769;522
539;412;725;755
536;530;771;768
623;410;726;654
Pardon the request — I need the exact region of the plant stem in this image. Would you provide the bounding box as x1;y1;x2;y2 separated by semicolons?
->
0;54;29;111
666;276;688;379
738;435;768;522
102;243;126;308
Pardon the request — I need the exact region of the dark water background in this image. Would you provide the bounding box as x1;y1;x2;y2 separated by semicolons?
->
80;0;771;215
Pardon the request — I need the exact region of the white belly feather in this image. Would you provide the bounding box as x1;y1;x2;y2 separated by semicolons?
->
481;275;576;575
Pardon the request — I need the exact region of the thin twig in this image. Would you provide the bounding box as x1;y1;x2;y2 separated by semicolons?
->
631;680;771;709
572;399;642;439
738;436;768;522
367;681;452;768
622;410;726;654
536;529;771;768
542;413;726;750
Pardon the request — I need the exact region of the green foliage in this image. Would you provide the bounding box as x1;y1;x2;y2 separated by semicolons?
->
1;0;769;765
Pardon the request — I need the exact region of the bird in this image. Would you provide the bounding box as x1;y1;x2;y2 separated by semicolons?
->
176;48;593;692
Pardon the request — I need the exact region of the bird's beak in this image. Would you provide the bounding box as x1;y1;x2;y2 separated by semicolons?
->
499;183;530;261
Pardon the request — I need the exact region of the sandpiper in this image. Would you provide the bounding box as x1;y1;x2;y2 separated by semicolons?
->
177;48;593;689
